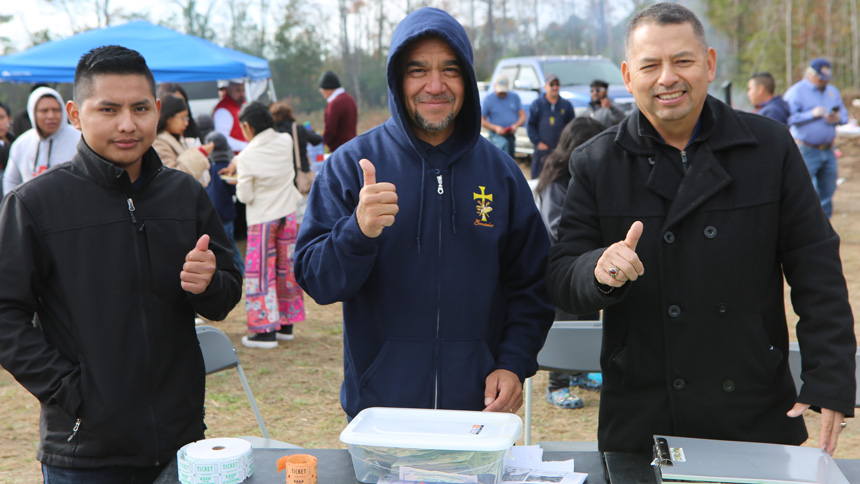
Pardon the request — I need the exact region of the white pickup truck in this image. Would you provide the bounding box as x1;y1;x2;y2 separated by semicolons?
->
479;55;634;162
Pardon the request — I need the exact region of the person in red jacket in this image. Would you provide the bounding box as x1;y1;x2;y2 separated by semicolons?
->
318;71;357;152
212;79;247;154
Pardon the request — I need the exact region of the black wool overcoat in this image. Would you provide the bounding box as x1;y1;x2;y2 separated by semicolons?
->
548;95;856;453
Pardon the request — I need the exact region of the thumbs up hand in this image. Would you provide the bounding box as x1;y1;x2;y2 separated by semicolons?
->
181;234;217;294
594;221;645;288
356;159;399;238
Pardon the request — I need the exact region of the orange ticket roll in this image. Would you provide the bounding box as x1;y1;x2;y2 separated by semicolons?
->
276;454;318;484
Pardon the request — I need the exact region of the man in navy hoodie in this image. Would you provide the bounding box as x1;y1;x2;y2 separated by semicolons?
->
295;7;554;419
747;72;790;125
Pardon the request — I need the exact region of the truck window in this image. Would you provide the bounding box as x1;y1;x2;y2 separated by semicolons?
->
500;66;519;85
516;66;540;91
541;60;624;86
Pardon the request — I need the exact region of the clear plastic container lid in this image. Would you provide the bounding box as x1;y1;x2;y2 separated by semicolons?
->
339;407;523;452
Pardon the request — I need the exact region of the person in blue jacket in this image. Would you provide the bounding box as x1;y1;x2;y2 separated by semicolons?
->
746;72;790;125
294;7;554;419
527;74;575;179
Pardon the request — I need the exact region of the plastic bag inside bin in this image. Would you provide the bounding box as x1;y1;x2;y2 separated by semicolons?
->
348;444;507;484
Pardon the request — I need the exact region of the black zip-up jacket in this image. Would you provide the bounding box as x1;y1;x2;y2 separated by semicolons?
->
0;139;242;468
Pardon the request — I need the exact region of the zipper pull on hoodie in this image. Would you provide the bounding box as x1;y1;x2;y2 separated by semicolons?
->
436;173;444;195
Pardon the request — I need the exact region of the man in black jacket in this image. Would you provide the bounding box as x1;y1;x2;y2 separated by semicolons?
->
0;45;242;482
547;3;855;455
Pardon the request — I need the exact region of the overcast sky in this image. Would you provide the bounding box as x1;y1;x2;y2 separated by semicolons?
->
7;0;634;55
8;0;344;53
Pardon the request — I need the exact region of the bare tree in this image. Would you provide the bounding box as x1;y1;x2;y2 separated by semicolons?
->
784;0;792;89
44;0;115;30
174;0;217;40
853;0;859;88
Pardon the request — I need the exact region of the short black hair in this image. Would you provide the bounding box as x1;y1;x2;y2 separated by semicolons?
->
590;79;609;89
626;3;707;56
157;94;188;133
74;45;156;102
750;72;776;95
238;101;273;135
0;101;10;118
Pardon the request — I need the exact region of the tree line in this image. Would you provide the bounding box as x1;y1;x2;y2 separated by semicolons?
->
1;0;858;115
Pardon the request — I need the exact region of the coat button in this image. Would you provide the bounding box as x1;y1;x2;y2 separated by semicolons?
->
704;226;717;239
722;379;736;392
668;305;681;318
663;231;675;244
716;303;728;314
673;378;686;390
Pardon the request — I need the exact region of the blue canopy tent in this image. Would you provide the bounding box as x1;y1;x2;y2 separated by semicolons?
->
0;21;271;84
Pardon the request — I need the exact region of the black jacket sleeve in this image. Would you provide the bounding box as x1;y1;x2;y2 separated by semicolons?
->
0;193;83;416
296;124;311;172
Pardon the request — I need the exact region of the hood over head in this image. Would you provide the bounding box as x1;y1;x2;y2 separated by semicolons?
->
27;86;69;139
386;7;481;158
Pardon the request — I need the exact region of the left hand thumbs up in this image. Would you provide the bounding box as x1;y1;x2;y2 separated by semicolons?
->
181;235;217;294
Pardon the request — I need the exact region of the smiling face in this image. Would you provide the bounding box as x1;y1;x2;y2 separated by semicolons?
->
67;74;160;180
622;21;715;144
34;96;63;138
400;36;465;145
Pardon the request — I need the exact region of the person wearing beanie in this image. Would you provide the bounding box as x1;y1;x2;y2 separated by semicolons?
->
318;70;358;152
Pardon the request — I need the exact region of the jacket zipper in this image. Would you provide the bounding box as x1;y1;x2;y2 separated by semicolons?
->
67;418;81;442
680;150;688;172
434;169;443;409
127;192;160;465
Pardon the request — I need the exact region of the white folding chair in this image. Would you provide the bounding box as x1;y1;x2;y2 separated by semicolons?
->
196;325;301;448
524;320;603;447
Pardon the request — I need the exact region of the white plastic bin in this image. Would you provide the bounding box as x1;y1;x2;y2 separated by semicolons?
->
340;407;522;484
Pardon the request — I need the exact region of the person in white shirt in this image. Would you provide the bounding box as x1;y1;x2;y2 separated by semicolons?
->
232;102;305;348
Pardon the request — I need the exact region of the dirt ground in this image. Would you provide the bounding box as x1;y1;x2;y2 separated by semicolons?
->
3;139;860;482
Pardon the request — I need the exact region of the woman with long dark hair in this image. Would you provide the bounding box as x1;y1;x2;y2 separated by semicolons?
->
152;94;213;186
158;83;202;141
537;116;607;409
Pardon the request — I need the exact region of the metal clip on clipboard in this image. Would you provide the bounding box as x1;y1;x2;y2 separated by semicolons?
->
651;436;673;467
650;436;672;483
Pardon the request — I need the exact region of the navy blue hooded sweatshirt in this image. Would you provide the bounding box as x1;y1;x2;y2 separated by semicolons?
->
294;7;554;418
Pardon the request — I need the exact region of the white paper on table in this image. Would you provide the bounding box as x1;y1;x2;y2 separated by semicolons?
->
504;445;546;469
500;445;586;484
